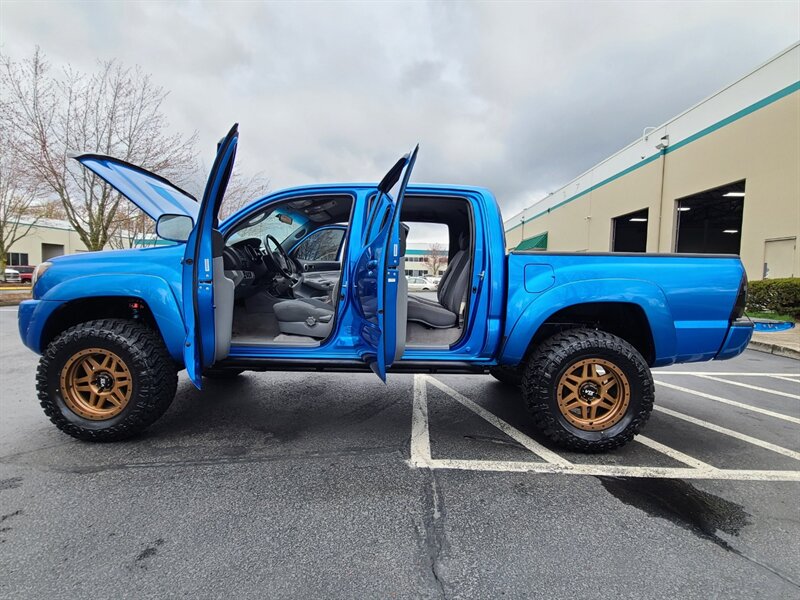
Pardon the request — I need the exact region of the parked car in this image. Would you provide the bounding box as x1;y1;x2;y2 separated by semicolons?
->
406;276;434;292
425;276;442;286
18;124;753;451
13;265;36;284
4;268;21;283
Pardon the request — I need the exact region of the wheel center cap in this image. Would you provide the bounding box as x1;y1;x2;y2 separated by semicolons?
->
95;372;114;391
579;382;599;401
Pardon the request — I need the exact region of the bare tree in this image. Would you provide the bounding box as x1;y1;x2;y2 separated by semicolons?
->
425;243;447;276
0;48;197;251
219;170;270;220
0;124;41;272
107;202;155;250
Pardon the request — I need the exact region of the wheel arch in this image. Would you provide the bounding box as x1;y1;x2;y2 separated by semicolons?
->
37;274;186;362
501;279;678;368
523;301;656;365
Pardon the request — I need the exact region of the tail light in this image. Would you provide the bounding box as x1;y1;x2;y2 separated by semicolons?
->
731;275;747;321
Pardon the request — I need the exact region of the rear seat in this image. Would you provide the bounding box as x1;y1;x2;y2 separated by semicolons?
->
407;232;470;328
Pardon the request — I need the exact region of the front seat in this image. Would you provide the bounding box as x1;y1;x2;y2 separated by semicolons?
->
406;231;470;328
273;296;335;338
273;224;410;339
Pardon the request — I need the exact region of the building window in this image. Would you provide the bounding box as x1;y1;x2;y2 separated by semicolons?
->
404;269;426;277
675;181;744;254
6;252;29;266
612;208;648;252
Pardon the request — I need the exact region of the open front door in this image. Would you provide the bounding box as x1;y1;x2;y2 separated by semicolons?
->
182;124;239;388
353;145;418;381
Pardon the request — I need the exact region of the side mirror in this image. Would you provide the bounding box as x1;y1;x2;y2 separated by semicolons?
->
156;214;194;242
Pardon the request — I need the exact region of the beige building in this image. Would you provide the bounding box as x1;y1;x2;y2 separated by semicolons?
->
404;242;449;278
505;43;800;281
5;218;122;267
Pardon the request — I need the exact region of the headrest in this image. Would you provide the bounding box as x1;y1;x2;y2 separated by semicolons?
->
458;231;468;251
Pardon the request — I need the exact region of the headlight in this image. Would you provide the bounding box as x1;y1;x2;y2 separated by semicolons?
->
31;261;53;289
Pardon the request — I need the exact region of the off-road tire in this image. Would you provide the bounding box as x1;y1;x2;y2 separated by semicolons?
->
521;328;653;452
36;319;178;442
203;368;244;379
489;365;523;386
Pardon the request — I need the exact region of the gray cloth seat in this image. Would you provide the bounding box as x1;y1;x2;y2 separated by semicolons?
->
273;224;410;339
407;231;470;328
273;297;335;338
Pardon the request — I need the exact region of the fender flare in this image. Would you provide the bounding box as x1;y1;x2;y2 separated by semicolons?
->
39;274;187;362
500;278;677;366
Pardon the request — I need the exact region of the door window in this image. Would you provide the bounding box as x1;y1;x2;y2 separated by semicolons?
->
293;228;345;261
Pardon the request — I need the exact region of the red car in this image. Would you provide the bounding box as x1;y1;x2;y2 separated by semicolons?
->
13;265;36;284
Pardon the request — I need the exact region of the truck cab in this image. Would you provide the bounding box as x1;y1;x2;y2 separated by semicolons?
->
18;125;753;451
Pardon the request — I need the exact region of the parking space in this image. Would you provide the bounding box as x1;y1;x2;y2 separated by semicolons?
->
414;367;799;480
1;306;799;598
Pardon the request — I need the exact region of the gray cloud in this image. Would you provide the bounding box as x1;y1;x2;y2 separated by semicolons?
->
1;1;798;238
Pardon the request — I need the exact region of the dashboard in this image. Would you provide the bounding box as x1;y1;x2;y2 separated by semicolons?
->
222;237;270;297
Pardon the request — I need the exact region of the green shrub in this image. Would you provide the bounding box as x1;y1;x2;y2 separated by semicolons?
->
746;277;800;319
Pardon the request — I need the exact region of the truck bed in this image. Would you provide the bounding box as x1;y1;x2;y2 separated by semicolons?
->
503;251;747;367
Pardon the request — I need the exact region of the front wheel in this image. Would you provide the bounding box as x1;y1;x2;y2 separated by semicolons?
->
203;368;244;379
36;319;178;442
489;365;523;386
521;328;653;452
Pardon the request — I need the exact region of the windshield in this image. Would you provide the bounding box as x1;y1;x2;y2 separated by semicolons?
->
227;208;309;248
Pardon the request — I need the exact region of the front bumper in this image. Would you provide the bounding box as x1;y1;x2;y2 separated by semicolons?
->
18;299;61;355
715;318;755;360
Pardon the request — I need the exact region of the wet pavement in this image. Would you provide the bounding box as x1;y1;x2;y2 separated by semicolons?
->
1;306;798;598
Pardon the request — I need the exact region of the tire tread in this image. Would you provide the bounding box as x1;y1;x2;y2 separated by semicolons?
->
521;328;654;452
36;319;177;442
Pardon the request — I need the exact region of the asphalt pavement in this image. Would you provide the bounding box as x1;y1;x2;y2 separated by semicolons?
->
1;306;798;599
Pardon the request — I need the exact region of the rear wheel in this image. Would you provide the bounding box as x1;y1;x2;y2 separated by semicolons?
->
37;319;177;442
521;328;653;452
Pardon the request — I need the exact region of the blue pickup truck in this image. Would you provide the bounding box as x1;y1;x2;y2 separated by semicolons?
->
18;125;753;452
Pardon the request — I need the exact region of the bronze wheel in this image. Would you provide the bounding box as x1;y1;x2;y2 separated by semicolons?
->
556;358;630;431
59;347;132;421
38;319;177;442
521;328;653;452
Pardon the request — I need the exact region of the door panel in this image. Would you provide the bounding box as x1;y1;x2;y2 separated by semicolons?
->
182;124;239;388
763;238;796;278
298;260;341;273
352;146;418;380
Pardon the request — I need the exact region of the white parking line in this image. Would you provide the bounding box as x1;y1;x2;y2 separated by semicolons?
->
410;375;433;465
654;372;799;376
409;375;800;482
654;380;800;424
635;435;718;470
421;375;571;466
768;375;800;384
692;374;800;400
654;405;800;461
422;459;800;482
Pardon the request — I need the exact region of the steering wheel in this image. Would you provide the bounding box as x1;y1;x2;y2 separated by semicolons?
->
264;234;297;279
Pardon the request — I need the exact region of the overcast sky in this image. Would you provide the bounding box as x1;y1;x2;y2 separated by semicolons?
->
1;1;798;241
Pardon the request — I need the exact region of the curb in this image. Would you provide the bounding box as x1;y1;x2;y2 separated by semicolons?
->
748;340;800;361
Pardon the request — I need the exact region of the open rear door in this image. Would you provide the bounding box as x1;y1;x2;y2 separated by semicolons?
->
353;145;418;381
182;124;239;388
